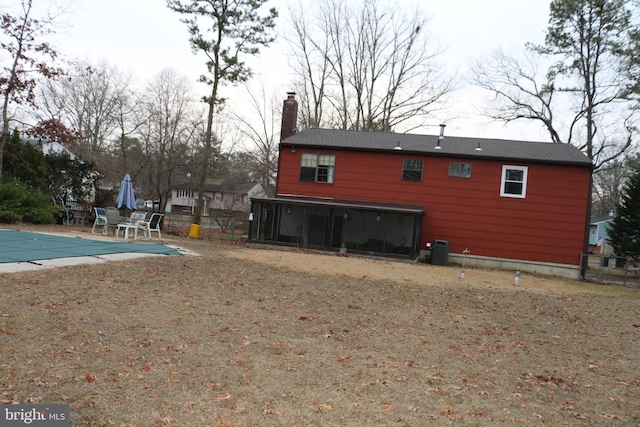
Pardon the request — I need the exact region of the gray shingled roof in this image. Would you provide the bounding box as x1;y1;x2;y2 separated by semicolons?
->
281;128;592;166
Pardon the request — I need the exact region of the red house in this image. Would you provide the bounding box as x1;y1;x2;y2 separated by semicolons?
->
249;94;593;279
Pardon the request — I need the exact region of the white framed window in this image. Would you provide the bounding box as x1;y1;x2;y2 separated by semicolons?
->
178;189;193;198
299;153;335;183
500;165;528;198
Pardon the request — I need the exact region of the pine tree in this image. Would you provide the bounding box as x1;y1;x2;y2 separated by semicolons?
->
166;0;277;225
607;156;640;260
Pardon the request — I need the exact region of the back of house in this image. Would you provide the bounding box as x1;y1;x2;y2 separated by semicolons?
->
249;94;592;279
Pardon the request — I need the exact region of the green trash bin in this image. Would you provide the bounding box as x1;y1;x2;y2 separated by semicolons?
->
430;240;449;266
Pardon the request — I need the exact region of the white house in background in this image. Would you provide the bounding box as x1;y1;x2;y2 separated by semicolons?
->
25;138;92;222
26;139;76;159
42;141;76;159
167;179;266;217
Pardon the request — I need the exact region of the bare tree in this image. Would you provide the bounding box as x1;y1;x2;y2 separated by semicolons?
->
37;59;132;161
286;0;453;132
471;0;638;171
592;157;631;216
229;83;279;196
0;0;62;175
287;3;330;128
138;68;201;213
471;49;565;144
112;83;145;175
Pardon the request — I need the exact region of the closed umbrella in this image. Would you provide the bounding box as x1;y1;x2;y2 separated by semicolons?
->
115;173;137;211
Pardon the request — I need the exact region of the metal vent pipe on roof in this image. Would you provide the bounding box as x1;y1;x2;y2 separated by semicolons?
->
435;124;445;150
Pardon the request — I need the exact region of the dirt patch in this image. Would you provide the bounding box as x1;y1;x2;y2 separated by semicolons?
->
229;245;636;297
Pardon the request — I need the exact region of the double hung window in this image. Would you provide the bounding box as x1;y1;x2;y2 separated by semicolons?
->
300;154;335;183
500;165;528;198
402;160;423;181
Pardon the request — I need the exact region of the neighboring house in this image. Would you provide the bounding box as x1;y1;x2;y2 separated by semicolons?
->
589;214;614;255
41;141;76;159
26;138;76;159
248;93;593;279
168;179;266;217
26;138;94;219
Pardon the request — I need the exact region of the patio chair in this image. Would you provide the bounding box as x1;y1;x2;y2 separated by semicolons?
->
91;207;108;234
103;207;123;235
138;213;163;240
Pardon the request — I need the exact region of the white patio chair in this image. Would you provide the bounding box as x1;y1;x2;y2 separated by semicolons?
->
137;213;164;240
91;207;108;234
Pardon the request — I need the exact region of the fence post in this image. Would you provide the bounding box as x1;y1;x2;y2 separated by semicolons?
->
597;255;604;284
230;217;236;241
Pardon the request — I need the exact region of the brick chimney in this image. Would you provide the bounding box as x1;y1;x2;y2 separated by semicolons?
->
280;92;298;142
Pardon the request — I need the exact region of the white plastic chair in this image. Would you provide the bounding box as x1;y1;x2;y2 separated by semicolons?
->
138;213;163;240
91;207;108;234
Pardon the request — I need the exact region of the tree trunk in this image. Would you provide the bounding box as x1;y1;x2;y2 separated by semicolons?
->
193;88;216;225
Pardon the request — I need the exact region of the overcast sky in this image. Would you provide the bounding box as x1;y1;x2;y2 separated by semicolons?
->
13;0;552;141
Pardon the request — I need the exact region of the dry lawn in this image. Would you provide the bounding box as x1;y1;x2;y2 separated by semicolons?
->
1;226;639;426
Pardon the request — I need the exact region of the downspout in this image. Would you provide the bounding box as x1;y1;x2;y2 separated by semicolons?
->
275;144;283;196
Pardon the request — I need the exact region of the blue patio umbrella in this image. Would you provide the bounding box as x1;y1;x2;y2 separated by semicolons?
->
115;173;137;210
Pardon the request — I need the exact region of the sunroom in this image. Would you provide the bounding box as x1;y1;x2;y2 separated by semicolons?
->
249;196;424;258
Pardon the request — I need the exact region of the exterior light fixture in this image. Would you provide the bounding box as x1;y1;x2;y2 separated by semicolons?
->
394;141;402;150
376;214;381;222
475;142;483;151
286;206;291;214
290;145;296;153
343;212;349;219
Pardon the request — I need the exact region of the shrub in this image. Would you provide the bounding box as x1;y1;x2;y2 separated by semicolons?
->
0;179;58;224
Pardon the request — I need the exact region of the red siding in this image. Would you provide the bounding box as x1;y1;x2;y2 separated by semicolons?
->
278;148;591;266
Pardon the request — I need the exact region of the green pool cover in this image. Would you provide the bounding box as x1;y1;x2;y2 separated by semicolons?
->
0;230;181;263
